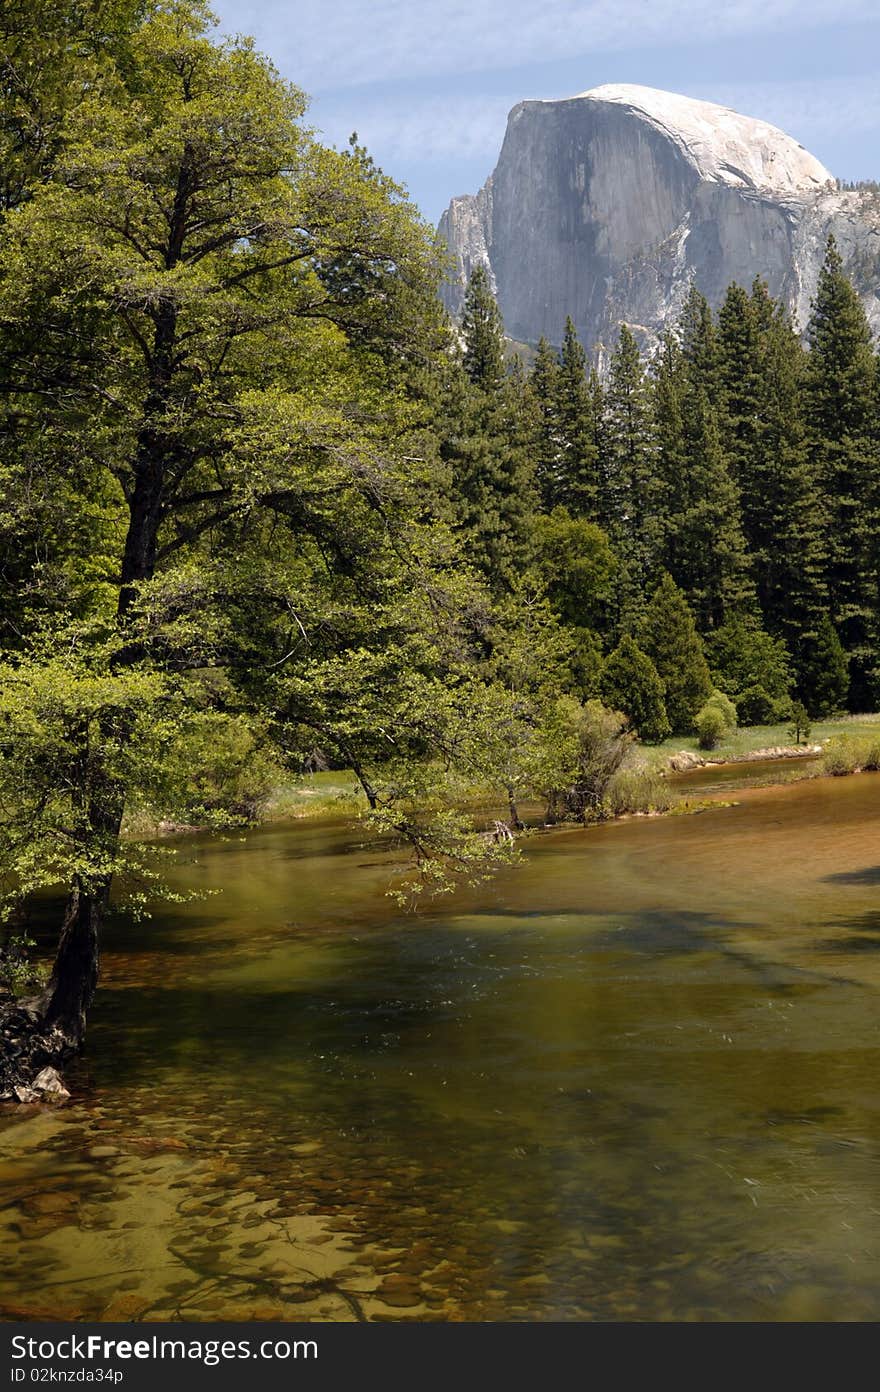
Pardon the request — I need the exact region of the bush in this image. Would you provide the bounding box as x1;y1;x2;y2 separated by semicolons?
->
695;703;728;750
706;689;737;727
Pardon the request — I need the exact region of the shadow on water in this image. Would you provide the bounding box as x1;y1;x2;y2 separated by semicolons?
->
822;864;880;885
816;909;880;953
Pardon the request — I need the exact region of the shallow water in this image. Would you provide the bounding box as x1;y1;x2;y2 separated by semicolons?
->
4;774;880;1321
669;754;820;794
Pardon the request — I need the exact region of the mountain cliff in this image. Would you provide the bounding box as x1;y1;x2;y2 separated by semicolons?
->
438;84;880;358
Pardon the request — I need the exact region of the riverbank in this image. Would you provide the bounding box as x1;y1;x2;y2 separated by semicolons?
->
124;714;880;840
641;712;880;773
267;715;880;823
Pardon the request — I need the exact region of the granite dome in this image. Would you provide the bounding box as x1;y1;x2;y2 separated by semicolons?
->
438;85;880;362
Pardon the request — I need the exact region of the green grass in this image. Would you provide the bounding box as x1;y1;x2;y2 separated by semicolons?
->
636;713;880;771
265;769;365;820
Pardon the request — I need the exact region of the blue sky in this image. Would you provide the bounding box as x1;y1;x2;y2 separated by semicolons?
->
212;1;880;224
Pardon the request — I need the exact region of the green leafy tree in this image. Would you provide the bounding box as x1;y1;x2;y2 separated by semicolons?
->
600;635;670;743
0;0;145;212
532;507;616;630
0;2;517;1096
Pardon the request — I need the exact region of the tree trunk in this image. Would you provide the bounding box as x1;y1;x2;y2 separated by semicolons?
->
0;880;109;1101
41;881;106;1042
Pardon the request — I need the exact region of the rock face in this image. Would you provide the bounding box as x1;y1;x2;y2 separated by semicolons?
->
438;84;880;360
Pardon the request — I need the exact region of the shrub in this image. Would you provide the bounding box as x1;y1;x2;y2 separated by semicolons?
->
706;689;737;727
694;703;728;750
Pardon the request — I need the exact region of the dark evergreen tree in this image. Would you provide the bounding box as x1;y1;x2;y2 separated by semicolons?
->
655;300;755;630
798;614;849;717
554;317;600;517
671;383;755;629
678;284;720;398
602;324;660;630
529;335;562;509
442;269;536;592
637;573;713;734
600;635;670;743
460;264;506;391
805;234;879;708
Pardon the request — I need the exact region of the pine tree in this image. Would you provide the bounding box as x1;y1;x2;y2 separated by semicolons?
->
443;270;537;591
460;264;506;392
805;234;879;709
798;613;849;717
717;279;827;684
600;634;670;743
554;317;600;516
657;290;755;630
529;336;562;509
602;324;660;631
678;285;720;398
674;385;755;629
637;573;713;734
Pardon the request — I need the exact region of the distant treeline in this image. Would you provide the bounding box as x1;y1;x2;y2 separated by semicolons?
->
440;239;879;729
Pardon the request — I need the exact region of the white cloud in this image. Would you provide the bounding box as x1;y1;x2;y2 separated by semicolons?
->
315;92;514;162
217;0;880;91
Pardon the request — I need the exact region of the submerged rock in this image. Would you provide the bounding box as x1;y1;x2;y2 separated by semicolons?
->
13;1066;70;1104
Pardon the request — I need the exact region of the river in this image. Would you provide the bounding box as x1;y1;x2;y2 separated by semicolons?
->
3;770;880;1321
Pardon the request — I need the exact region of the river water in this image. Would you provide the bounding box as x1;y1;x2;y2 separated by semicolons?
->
3;770;880;1322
